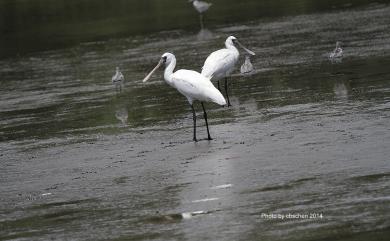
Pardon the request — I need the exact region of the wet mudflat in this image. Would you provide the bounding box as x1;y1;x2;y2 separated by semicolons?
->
1;3;390;241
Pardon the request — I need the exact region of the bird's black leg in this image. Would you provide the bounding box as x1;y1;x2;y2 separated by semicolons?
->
225;77;231;107
191;104;197;142
217;80;221;91
201;102;212;140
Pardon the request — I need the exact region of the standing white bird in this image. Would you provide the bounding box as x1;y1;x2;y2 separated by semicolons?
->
329;41;343;59
189;0;212;29
142;53;226;141
201;36;255;106
112;67;125;92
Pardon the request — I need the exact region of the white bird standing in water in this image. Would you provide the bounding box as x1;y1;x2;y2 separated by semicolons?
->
142;53;226;142
201;36;255;106
112;67;125;92
189;0;212;29
329;41;343;59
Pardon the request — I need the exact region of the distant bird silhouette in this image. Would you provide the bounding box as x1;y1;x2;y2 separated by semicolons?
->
240;55;254;74
112;67;125;92
189;0;212;29
329;41;343;59
190;0;212;13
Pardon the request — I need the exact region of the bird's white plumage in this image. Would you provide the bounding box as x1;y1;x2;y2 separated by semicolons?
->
201;49;238;79
143;52;226;141
201;36;240;80
192;0;212;13
144;53;226;106
171;69;225;105
201;36;255;107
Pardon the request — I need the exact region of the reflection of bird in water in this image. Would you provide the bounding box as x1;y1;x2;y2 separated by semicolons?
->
142;52;226;142
240;55;254;74
189;0;212;29
115;108;128;124
329;41;343;59
201;36;255;107
333;81;349;100
112;67;125;92
197;28;213;41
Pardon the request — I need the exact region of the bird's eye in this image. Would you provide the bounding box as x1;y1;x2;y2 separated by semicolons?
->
162;56;167;62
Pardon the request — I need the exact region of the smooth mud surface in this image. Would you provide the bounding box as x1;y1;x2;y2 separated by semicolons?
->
1;3;390;241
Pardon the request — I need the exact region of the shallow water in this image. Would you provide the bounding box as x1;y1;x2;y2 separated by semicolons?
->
2;0;390;58
1;2;390;241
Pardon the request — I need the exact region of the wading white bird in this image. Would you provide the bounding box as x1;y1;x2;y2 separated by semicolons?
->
142;53;226;142
329;41;343;59
112;67;125;92
201;36;255;106
189;0;212;29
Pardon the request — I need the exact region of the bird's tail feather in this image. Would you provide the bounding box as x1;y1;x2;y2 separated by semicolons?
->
209;87;226;106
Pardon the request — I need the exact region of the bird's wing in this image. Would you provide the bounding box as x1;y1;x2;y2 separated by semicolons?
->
173;70;213;92
171;69;225;105
201;49;236;78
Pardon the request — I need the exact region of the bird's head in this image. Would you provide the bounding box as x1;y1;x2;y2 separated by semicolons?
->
225;36;255;56
142;53;175;82
161;52;175;66
226;36;237;45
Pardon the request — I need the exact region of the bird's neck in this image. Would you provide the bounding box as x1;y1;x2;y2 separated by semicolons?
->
164;59;176;85
226;42;239;54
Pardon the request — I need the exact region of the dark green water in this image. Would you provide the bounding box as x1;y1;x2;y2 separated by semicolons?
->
1;1;390;240
1;0;390;58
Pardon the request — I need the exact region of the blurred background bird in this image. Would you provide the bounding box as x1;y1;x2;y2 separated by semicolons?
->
112;66;125;92
329;41;343;59
189;0;212;29
240;55;254;74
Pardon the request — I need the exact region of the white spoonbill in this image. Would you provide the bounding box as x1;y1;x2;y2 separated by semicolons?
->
143;53;226;142
201;36;255;106
329;41;343;59
112;66;125;92
189;0;212;29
